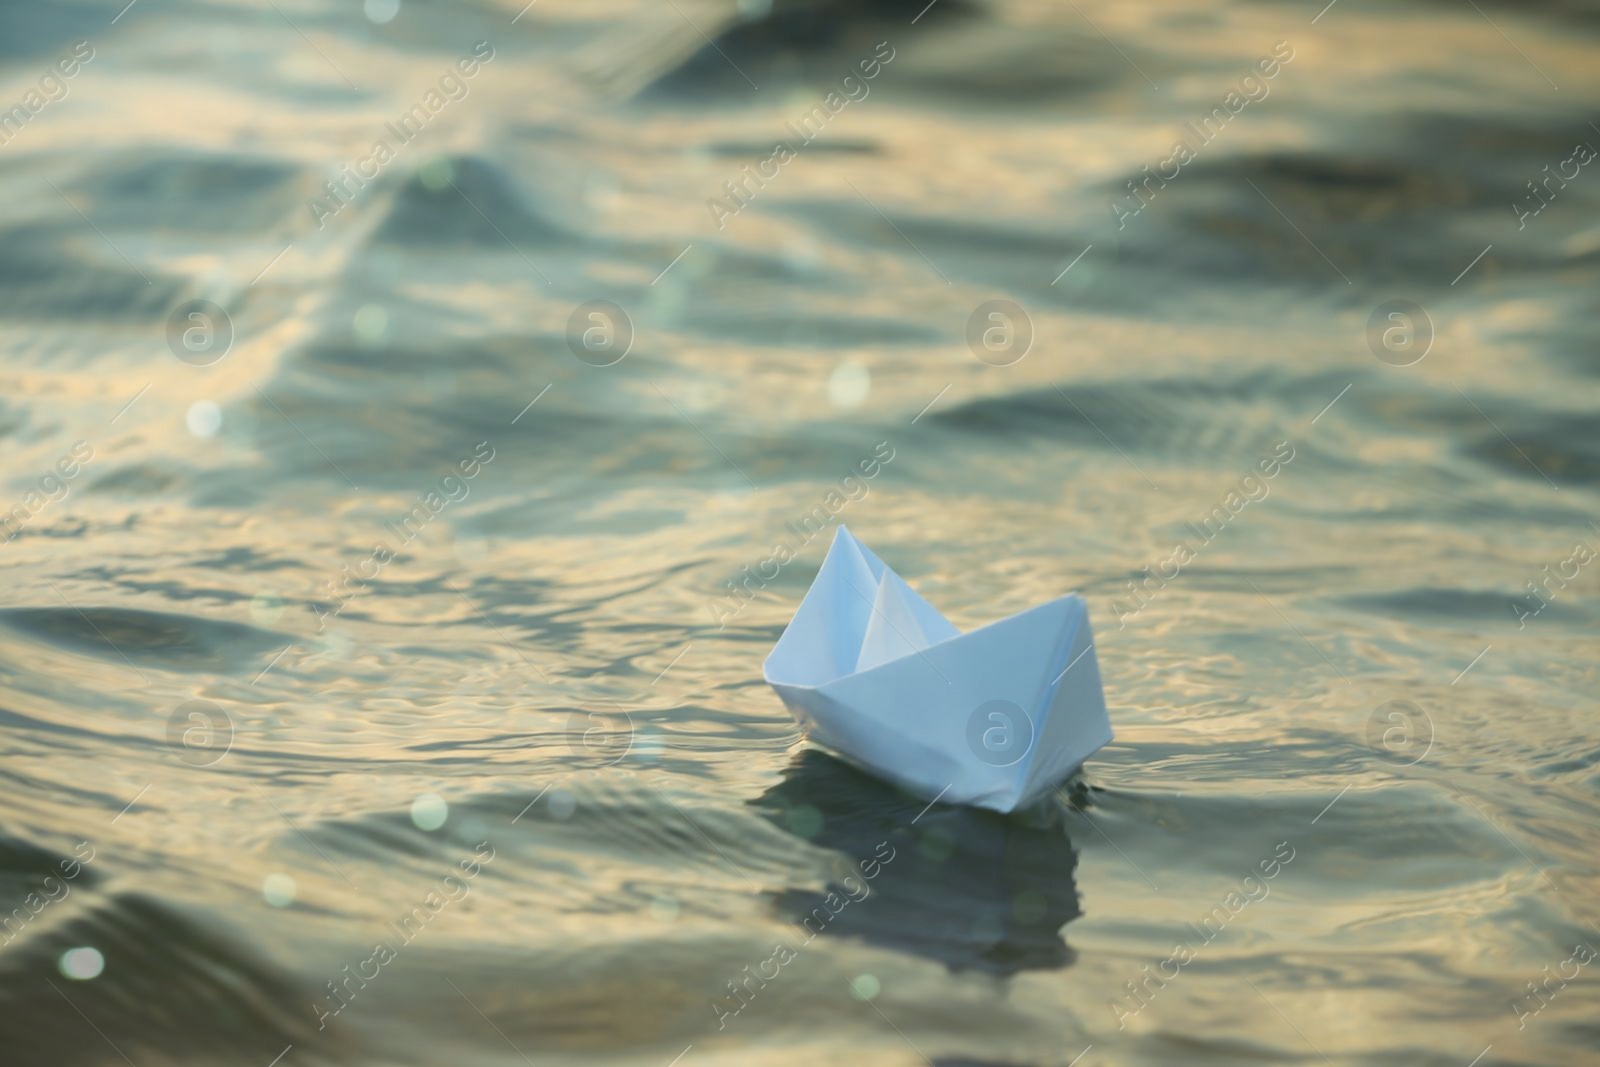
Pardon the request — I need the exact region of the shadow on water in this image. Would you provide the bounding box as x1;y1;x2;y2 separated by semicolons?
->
627;0;980;100
751;749;1082;978
0;893;330;1067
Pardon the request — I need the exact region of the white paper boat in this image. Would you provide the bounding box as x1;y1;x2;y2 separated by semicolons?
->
763;526;1112;813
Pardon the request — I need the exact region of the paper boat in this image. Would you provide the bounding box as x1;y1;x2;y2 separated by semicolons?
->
763;526;1112;814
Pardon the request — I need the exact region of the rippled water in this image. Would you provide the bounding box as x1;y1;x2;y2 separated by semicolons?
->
2;1;1599;1064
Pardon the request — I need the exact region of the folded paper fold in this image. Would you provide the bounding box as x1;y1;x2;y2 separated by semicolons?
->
763;526;1112;813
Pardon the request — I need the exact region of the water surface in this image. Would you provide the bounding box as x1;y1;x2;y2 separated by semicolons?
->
2;1;1598;1065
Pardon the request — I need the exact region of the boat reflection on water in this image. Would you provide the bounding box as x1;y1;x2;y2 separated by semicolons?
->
750;749;1082;977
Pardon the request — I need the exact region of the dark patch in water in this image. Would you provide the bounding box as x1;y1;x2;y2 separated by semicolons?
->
0;224;182;322
0;607;291;673
0;893;330;1067
75;151;305;235
1332;587;1583;629
0;831;101;900
640;0;979;99
372;155;573;248
1461;410;1600;487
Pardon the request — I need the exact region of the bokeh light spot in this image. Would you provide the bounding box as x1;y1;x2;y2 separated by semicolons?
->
827;361;870;410
411;793;448;831
848;973;880;1001
187;400;222;438
263;873;296;907
546;789;576;821
60;947;104;980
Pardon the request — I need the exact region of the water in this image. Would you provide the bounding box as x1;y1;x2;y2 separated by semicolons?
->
2;0;1598;1064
